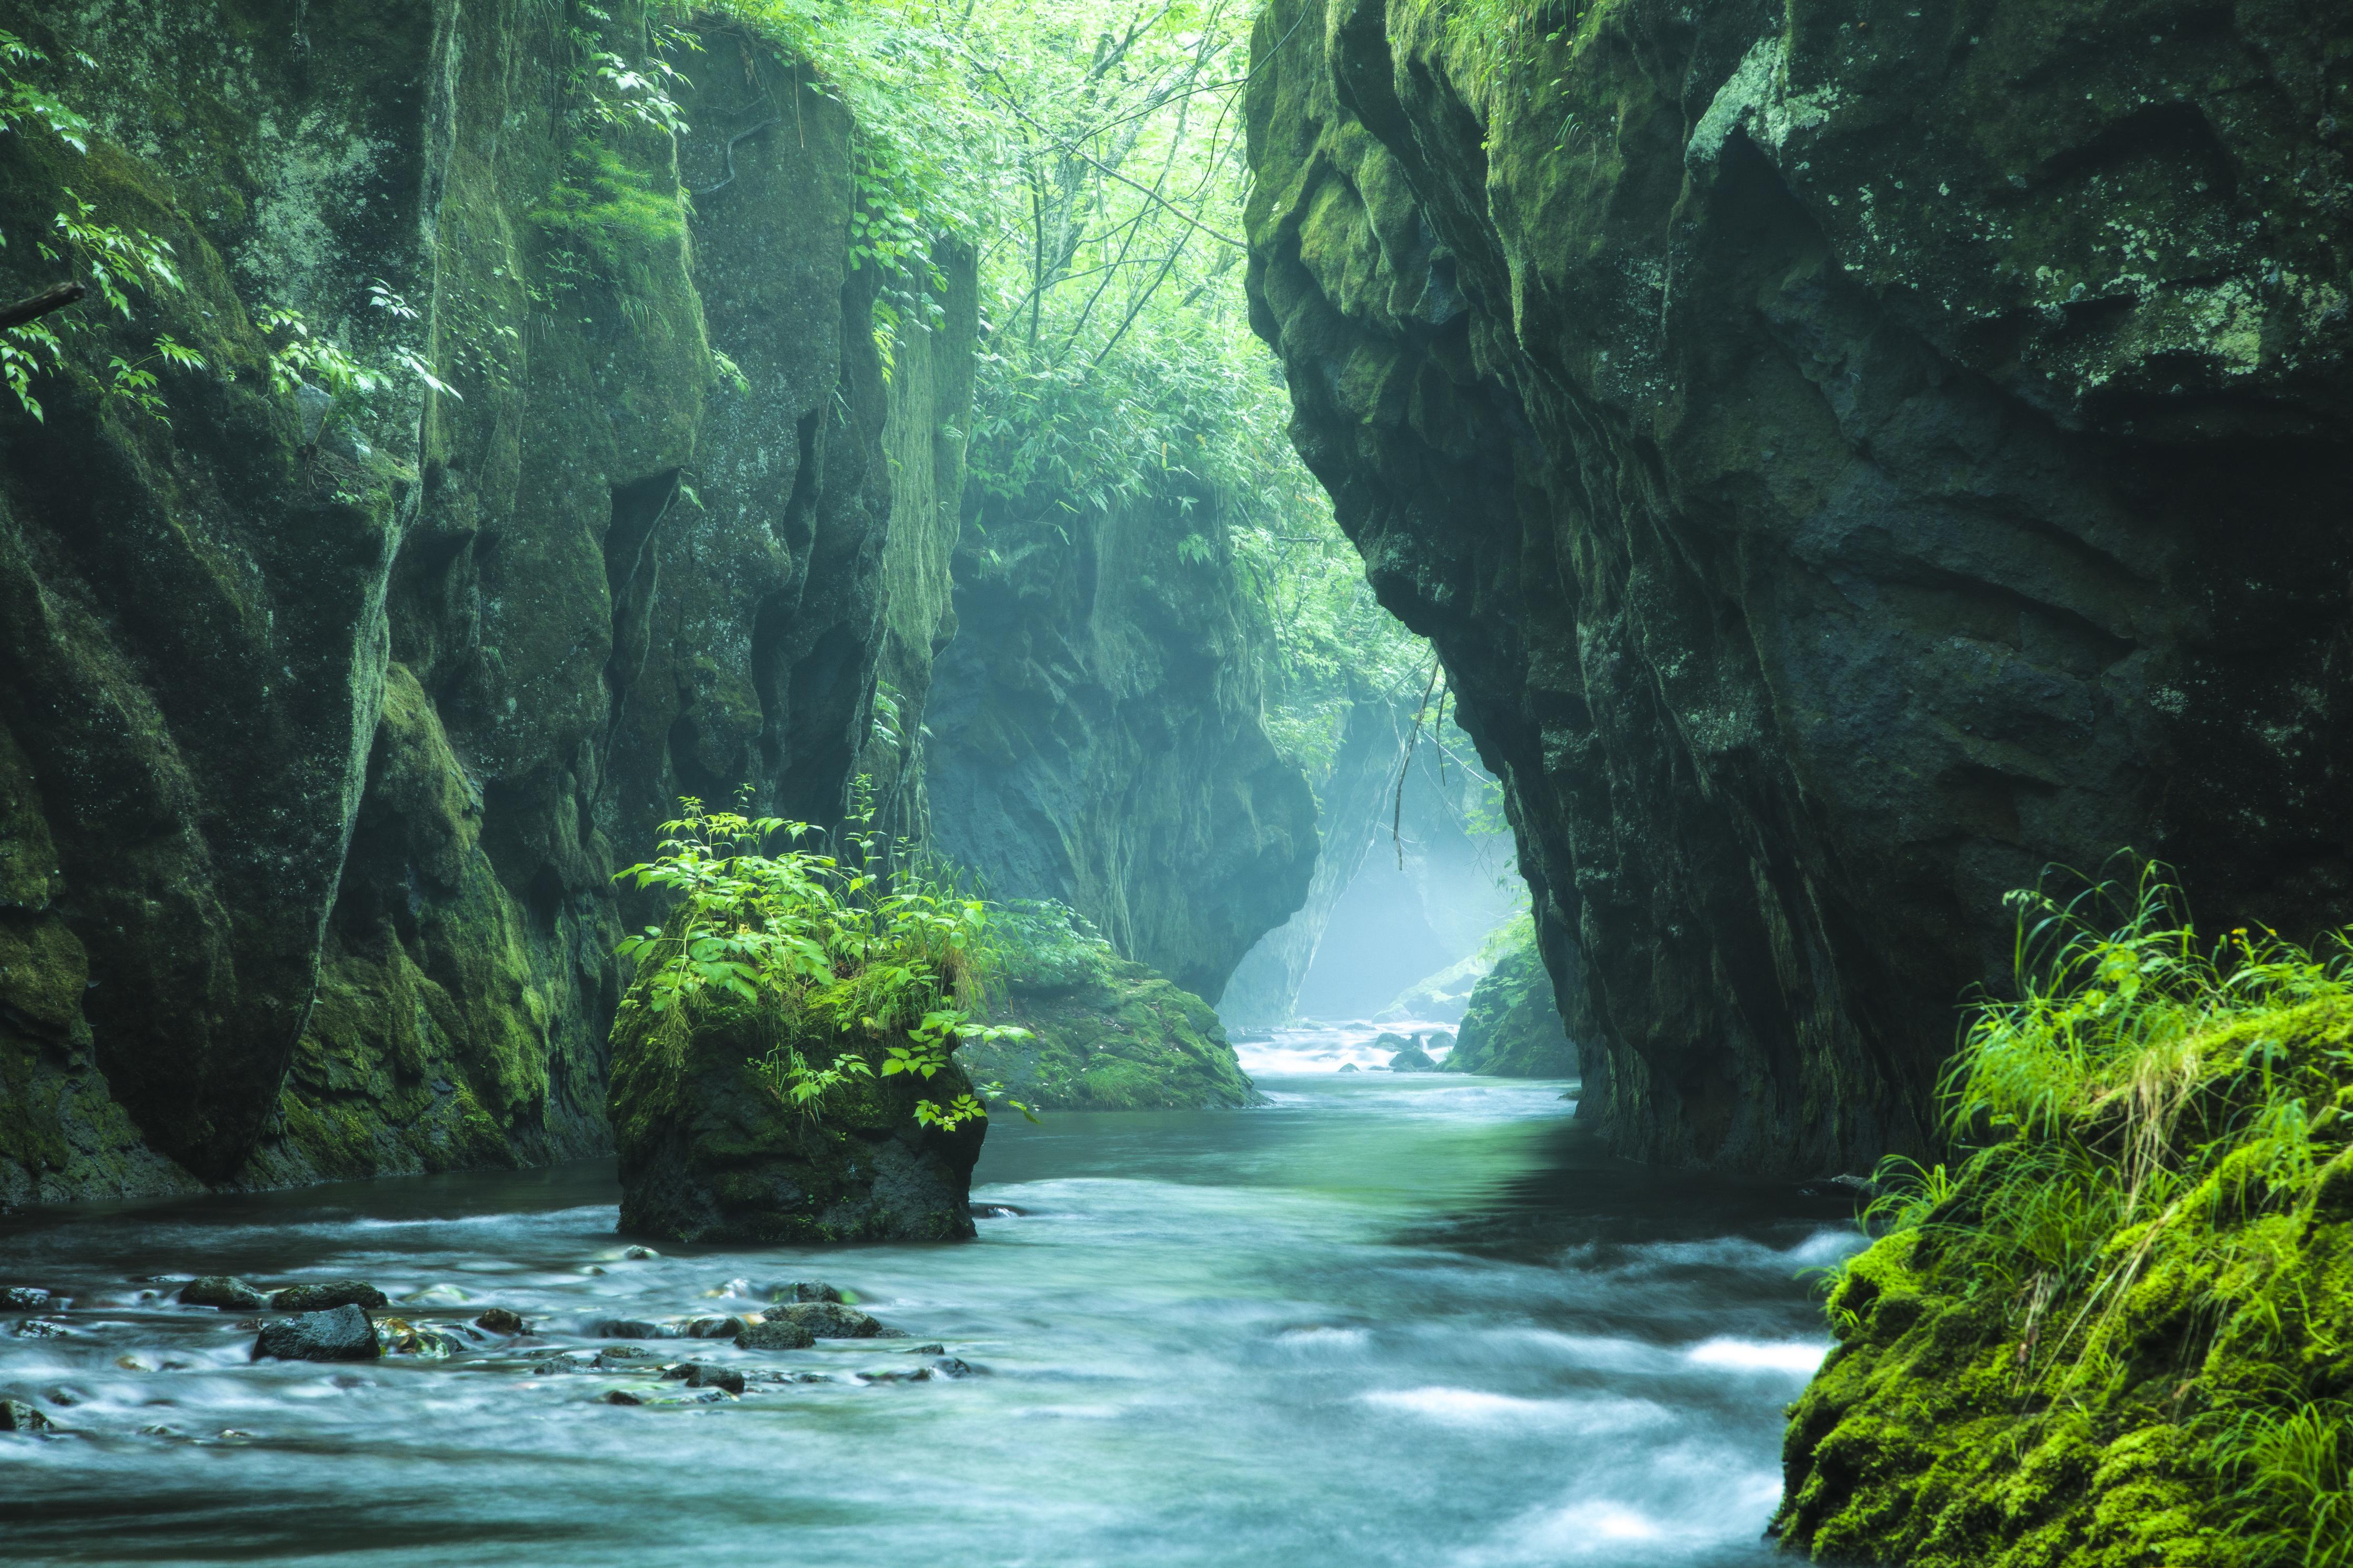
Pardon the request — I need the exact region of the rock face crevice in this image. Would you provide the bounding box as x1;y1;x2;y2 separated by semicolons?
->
0;2;974;1204
1245;0;2353;1171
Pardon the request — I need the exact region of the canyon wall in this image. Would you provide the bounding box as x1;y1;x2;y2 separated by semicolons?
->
925;488;1319;1003
0;1;973;1203
1246;0;2353;1171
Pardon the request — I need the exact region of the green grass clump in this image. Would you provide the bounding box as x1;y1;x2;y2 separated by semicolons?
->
1779;862;2353;1568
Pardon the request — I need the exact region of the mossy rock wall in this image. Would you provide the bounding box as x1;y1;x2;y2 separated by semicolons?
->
960;958;1261;1111
1441;923;1575;1078
1243;0;2353;1172
926;485;1318;1004
0;3;976;1203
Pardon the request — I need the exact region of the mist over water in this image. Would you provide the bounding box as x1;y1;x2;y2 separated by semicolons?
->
0;1040;1856;1566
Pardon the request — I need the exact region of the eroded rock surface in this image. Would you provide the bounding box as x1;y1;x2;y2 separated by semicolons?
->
1245;0;2353;1170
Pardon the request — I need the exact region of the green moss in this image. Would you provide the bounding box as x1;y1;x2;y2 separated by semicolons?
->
1442;918;1574;1077
959;954;1260;1111
1782;878;2353;1566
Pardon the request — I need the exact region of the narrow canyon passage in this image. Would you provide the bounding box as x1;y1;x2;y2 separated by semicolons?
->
0;1031;1850;1566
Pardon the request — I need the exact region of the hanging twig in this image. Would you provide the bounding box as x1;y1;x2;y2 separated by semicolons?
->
1391;658;1442;869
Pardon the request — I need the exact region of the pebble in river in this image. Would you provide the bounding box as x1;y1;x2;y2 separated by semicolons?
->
1;1398;54;1433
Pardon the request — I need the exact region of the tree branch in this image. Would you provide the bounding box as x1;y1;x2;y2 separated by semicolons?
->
0;282;86;332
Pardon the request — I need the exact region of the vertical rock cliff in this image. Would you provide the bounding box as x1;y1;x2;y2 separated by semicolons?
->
1245;0;2353;1171
0;2;974;1203
924;488;1319;1004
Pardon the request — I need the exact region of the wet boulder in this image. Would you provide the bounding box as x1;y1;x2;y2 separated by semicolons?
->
763;1302;886;1339
270;1281;387;1312
609;1000;984;1246
179;1276;268;1310
1336;1063;1361;1074
1386;1038;1439;1071
596;1319;682;1340
687;1316;749;1339
662;1362;747;1394
474;1308;528;1336
735;1318;817;1351
0;1288;52;1311
253;1304;380;1363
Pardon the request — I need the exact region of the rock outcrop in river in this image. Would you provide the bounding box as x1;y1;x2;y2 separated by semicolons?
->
0;7;971;1203
1245;0;2353;1173
1441;924;1576;1078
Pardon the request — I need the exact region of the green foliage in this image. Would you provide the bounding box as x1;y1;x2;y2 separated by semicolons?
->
614;792;1032;1131
989;898;1118;991
0;32;194;423
1790;860;2353;1565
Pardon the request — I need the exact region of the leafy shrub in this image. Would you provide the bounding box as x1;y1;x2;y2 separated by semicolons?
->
614;793;1030;1132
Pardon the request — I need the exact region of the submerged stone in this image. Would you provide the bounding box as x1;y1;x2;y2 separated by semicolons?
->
473;1308;528;1336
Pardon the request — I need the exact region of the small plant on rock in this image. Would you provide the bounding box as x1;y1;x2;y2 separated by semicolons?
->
614;791;1033;1131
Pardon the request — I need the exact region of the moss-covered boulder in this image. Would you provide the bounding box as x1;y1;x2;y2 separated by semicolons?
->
1441;927;1575;1078
609;1004;983;1245
955;903;1259;1110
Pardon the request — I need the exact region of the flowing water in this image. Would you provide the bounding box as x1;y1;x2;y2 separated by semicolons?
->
0;1026;1858;1566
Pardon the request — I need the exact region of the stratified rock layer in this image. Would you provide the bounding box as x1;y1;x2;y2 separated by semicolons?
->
0;5;973;1202
1245;0;2353;1171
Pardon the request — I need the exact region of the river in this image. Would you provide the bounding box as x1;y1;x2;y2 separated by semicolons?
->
0;1027;1857;1566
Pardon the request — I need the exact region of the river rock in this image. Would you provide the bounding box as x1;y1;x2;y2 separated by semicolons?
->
252;1304;379;1363
762;1302;886;1339
929;1357;979;1379
13;1319;69;1339
661;1362;746;1395
0;1288;52;1310
1336;1062;1360;1073
179;1277;268;1311
687;1316;748;1339
763;1281;846;1304
595;1319;682;1340
474;1309;527;1336
1386;1039;1437;1072
0;1399;53;1433
270;1281;388;1313
735;1319;817;1352
599;1389;645;1407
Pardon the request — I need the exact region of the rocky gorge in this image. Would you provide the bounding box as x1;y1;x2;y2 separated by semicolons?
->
1244;0;2353;1178
0;0;1310;1211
